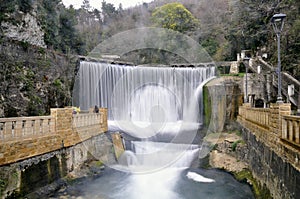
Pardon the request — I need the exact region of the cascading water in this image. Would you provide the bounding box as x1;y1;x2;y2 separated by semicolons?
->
74;61;215;137
69;62;254;199
74;61;215;122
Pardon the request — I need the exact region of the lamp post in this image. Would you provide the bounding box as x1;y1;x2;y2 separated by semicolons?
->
243;56;250;103
271;13;286;103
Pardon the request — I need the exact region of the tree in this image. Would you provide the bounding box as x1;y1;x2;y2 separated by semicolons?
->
151;3;199;33
38;0;61;50
81;0;92;11
59;6;85;54
18;0;33;13
101;0;118;25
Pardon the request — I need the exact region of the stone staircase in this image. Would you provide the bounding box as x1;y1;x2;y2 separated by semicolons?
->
253;57;300;109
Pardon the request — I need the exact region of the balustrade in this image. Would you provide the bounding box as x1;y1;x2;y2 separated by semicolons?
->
73;112;104;130
0;116;55;141
239;106;270;129
282;115;300;146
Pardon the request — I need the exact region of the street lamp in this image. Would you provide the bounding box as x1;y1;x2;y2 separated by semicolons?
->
243;56;250;103
271;13;286;103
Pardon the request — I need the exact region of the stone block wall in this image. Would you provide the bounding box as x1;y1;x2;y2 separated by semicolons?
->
0;133;114;198
0;135;62;166
238;103;300;199
0;108;108;166
0;107;111;198
240;127;300;199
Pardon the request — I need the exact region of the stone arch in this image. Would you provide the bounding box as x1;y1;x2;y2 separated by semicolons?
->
254;98;264;108
88;27;213;64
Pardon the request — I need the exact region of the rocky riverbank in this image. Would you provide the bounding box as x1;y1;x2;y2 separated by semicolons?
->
207;132;248;173
205;131;271;199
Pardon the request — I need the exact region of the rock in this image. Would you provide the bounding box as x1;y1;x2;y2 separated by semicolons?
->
209;150;248;173
1;11;46;48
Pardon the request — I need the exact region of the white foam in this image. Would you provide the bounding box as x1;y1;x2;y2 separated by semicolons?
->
186;171;215;183
108;120;201;138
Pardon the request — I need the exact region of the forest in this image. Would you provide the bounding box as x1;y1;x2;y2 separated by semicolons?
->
0;0;299;78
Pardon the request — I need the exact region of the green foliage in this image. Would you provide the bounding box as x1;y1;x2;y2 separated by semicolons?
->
101;1;118;25
38;0;61;49
59;6;85;54
27;95;43;116
53;78;62;88
18;0;33;13
232;140;242;151
201;38;219;56
20;41;30;51
152;3;199;33
203;86;211;128
0;0;17;23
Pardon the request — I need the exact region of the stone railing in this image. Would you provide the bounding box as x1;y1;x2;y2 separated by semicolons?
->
282;115;300;147
238;103;300;170
0;108;108;166
73;113;102;128
72;108;108;142
257;57;300;108
238;104;270;130
0;116;55;141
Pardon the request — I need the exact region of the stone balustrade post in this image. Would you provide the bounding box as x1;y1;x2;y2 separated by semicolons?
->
270;103;291;136
270;104;280;135
279;103;291;136
51;107;74;147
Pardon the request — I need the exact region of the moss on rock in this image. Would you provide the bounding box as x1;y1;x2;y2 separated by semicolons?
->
234;169;271;199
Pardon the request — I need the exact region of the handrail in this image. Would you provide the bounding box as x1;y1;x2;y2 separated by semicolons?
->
257;56;299;107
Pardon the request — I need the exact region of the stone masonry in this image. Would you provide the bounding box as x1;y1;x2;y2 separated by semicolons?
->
0;108;108;166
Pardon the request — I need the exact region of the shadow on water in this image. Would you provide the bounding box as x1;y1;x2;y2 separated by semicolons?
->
51;166;254;199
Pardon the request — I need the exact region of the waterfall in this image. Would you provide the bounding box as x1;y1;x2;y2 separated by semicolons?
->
73;61;218;199
74;61;215;126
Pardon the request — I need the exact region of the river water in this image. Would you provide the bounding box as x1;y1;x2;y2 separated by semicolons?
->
62;62;255;199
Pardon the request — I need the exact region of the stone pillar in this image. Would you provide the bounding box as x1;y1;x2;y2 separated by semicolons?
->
100;108;108;132
266;72;272;103
278;103;291;136
270;103;291;136
230;61;239;74
51;108;74;147
111;132;125;160
269;104;280;135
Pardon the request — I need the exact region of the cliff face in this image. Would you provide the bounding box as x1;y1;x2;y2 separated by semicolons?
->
1;10;46;48
0;38;78;117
